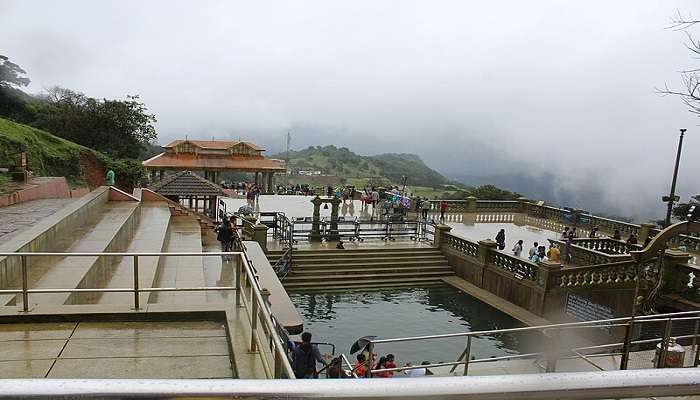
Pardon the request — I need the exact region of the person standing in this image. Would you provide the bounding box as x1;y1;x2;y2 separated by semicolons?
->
421;199;431;220
588;227;599;238
215;218;233;261
512;239;524;257
548;244;561;262
528;242;539;258
289;332;327;379
561;227;570;240
495;229;506;250
439;201;448;222
106;169;115;186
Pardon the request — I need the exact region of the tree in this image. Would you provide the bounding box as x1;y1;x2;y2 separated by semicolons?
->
658;11;700;118
0;55;30;88
32;87;157;159
672;194;700;221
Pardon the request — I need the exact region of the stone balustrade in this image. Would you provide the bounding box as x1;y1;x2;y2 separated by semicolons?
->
552;260;658;288
475;200;520;213
488;250;538;281
669;263;700;303
442;232;478;257
572;238;642;255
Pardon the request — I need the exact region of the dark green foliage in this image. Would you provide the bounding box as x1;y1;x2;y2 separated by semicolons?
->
31;87;157;159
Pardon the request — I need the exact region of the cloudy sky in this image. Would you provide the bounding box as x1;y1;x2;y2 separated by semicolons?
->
2;0;698;220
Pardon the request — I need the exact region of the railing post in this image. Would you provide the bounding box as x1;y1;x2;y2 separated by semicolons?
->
234;256;241;307
133;255;140;310
433;224;452;248
656;318;673;368
250;292;259;352
274;348;283;378
620;320;634;370
693;319;699;368
463;336;472;376
21;255;28;312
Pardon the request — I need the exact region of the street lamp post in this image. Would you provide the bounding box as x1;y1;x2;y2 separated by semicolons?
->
663;129;687;227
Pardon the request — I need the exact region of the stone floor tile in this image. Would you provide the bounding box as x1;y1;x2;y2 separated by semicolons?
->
0;339;66;361
61;336;229;359
72;321;226;339
48;355;233;378
0;323;76;341
0;359;55;378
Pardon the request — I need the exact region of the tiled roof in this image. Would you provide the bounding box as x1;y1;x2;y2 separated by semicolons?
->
148;171;225;196
142;153;286;171
162;139;265;151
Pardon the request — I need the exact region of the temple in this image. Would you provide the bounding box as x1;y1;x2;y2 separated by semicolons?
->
142;139;286;191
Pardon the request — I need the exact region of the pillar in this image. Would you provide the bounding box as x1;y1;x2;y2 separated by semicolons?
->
466;196;477;213
267;172;274;193
159;170;164;180
517;197;531;214
252;224;269;252
327;196;342;241
433;224;453;248
638;223;656;245
477;239;497;264
309;196;323;242
150;170;157;181
255;171;260;186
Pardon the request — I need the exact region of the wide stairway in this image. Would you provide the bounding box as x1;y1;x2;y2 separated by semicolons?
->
267;247;454;290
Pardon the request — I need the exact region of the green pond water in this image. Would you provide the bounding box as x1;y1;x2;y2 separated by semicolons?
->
289;285;540;366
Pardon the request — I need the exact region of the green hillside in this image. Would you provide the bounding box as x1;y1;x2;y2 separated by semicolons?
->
272;145;451;188
0;117;144;192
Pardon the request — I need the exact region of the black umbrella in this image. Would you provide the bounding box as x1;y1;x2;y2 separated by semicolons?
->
350;336;377;354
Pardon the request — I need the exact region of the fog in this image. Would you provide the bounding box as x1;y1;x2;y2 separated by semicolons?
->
1;0;698;220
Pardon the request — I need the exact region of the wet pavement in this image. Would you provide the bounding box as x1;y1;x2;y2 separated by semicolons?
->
0;198;76;241
0;321;233;378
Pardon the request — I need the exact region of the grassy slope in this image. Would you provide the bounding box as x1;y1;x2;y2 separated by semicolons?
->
0;117;87;188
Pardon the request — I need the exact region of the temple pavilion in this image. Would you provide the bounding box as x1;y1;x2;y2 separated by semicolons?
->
142;139;286;192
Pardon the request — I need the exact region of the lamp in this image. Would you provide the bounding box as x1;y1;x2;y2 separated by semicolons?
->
323;203;329;210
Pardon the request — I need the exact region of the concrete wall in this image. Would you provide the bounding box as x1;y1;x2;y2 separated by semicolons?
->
0;187;110;293
0;177;73;207
442;246;546;316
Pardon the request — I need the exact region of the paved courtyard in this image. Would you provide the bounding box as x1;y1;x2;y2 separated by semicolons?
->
0;198;76;241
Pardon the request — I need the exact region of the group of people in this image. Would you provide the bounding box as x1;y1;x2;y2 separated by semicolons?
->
289;331;434;379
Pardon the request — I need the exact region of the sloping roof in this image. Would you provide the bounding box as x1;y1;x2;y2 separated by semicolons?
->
142;153;286;171
162;139;265;151
148;170;225;196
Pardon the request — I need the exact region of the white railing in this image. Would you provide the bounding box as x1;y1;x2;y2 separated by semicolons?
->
0;369;698;398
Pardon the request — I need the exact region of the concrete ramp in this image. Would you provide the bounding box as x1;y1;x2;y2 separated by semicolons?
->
149;215;205;304
91;202;171;306
18;201;140;308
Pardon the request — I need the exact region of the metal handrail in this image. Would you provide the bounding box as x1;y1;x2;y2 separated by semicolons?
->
0;369;699;398
366;310;700;376
0;251;296;379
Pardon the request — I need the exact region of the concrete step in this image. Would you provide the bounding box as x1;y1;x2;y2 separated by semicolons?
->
270;254;446;264
291;260;450;270
283;276;449;290
289;265;453;276
267;250;442;262
283;270;453;283
267;247;439;257
149;215;205;304
93;203;172;306
286;280;446;292
16;201;140;308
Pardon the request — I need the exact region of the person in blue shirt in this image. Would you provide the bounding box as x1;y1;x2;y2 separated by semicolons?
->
288;332;327;378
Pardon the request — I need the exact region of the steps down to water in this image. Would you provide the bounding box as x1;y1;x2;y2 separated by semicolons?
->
267;247;454;290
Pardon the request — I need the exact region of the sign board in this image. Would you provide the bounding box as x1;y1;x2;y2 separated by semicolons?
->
565;293;615;334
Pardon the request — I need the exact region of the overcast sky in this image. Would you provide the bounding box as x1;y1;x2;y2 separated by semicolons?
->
1;0;698;220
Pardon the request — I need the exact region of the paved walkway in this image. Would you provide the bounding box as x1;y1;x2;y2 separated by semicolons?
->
0;198;75;241
0;320;233;378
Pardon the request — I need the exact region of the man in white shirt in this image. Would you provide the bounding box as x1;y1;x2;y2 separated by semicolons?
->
528;242;539;258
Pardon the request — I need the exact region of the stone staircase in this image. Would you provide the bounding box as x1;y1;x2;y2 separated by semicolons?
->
266;247;454;290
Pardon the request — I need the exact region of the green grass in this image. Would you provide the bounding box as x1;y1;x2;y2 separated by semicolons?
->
0;117;85;178
0;173;9;193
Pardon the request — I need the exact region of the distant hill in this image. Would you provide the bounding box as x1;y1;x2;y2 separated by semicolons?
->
271;145;451;187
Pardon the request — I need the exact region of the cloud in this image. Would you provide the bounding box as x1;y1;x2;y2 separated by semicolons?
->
1;0;698;220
